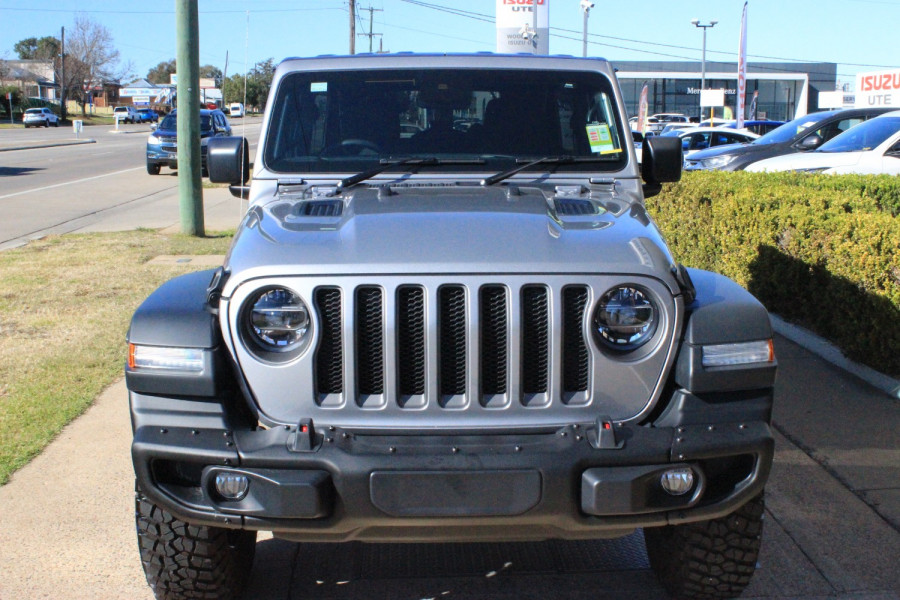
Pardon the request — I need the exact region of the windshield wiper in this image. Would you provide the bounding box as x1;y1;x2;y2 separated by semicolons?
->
338;157;485;190
480;156;610;186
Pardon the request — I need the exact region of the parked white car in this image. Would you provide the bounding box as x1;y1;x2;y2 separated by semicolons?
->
746;110;900;174
23;107;59;128
114;105;139;124
228;102;245;118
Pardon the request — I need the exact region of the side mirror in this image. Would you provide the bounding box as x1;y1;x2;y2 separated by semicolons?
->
150;123;158;131
632;130;644;144
208;136;250;187
641;136;682;198
797;133;824;151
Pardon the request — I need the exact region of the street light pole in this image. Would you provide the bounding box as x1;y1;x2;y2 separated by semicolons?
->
581;0;594;57
691;18;717;121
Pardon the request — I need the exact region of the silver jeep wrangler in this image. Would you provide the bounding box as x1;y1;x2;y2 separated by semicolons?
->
127;53;776;600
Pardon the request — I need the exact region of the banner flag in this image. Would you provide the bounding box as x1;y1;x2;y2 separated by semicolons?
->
736;2;748;128
748;90;758;120
636;83;649;134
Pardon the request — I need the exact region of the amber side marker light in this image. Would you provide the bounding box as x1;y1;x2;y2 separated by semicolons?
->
701;339;774;368
128;343;204;372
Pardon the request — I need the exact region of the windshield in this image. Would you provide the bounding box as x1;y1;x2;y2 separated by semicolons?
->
818;116;900;153
751;112;835;146
264;68;628;174
158;113;212;132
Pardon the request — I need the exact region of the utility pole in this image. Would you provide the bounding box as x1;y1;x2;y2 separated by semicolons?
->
60;26;66;123
358;6;383;53
349;0;356;55
176;0;204;236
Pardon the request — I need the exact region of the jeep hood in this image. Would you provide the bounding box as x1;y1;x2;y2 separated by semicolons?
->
224;184;680;290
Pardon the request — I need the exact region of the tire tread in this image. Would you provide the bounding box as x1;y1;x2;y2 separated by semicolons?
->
645;493;764;600
135;485;255;600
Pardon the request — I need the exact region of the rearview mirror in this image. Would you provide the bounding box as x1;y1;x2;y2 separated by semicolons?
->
641;136;682;198
208;136;250;186
797;133;824;151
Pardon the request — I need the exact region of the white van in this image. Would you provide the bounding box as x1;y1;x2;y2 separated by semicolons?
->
229;103;245;118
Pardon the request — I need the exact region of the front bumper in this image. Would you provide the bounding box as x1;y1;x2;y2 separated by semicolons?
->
131;391;773;543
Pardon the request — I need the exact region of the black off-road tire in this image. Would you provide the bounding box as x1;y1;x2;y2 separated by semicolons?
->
135;485;256;600
644;493;764;600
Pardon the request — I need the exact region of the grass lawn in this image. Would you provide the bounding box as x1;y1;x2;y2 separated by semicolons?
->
0;230;233;485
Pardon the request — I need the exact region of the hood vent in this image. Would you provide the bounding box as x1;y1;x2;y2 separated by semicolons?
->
554;198;596;216
301;200;343;217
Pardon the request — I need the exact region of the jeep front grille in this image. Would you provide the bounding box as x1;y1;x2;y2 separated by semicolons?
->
313;281;589;408
230;275;678;427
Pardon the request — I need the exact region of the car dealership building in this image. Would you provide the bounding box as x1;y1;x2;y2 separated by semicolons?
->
612;60;838;122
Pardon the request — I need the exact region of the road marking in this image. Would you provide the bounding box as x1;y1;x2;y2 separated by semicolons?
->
0;167;144;200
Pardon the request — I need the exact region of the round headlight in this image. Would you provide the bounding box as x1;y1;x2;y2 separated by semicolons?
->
593;286;657;351
247;288;310;351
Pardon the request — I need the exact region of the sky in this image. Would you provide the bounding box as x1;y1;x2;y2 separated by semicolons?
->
1;0;899;89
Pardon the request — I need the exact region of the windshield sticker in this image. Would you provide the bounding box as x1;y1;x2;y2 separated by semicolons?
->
797;121;816;134
586;123;621;154
310;82;328;93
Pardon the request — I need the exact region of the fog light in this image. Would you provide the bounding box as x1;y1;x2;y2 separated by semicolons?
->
215;473;250;500
660;468;694;496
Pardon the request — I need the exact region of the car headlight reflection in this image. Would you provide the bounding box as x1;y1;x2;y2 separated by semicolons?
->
593;286;658;351
700;154;737;169
246;288;311;352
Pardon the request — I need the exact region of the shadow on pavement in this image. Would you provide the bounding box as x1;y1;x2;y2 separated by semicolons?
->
243;534;670;600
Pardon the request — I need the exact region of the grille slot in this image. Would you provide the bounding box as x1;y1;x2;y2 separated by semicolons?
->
356;287;384;403
480;286;508;405
315;288;343;403
562;286;590;401
521;286;550;405
439;285;467;407
396;286;426;407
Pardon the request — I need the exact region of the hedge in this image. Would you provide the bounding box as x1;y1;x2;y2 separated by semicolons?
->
646;171;900;378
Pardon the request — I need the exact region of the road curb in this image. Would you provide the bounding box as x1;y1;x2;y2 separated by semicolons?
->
0;138;96;152
771;314;900;399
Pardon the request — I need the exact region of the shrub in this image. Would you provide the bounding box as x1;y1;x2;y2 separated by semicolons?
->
647;171;900;377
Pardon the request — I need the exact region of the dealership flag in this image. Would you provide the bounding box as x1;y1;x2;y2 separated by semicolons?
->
637;83;649;134
736;2;748;128
748;90;758;120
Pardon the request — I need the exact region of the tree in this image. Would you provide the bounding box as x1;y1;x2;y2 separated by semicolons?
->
220;59;274;112
65;14;133;115
14;36;61;61
147;59;176;84
200;64;222;86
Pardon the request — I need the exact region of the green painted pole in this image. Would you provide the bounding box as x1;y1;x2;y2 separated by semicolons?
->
175;0;204;236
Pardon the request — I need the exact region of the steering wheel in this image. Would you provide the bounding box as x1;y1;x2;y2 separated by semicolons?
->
320;139;381;157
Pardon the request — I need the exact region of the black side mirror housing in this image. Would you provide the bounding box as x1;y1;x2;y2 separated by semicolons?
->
641;136;683;198
797;133;824;151
632;130;645;144
208;136;250;186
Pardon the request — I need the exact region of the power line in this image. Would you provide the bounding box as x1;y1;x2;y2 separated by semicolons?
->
397;0;897;71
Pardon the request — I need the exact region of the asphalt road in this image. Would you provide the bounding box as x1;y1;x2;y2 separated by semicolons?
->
0;116;262;249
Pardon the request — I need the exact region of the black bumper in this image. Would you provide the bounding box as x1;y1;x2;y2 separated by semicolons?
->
131;391;774;543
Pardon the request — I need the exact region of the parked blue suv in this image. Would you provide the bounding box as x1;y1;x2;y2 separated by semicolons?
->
146;108;232;175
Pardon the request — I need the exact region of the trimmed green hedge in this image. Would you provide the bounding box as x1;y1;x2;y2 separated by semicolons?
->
646;171;900;377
